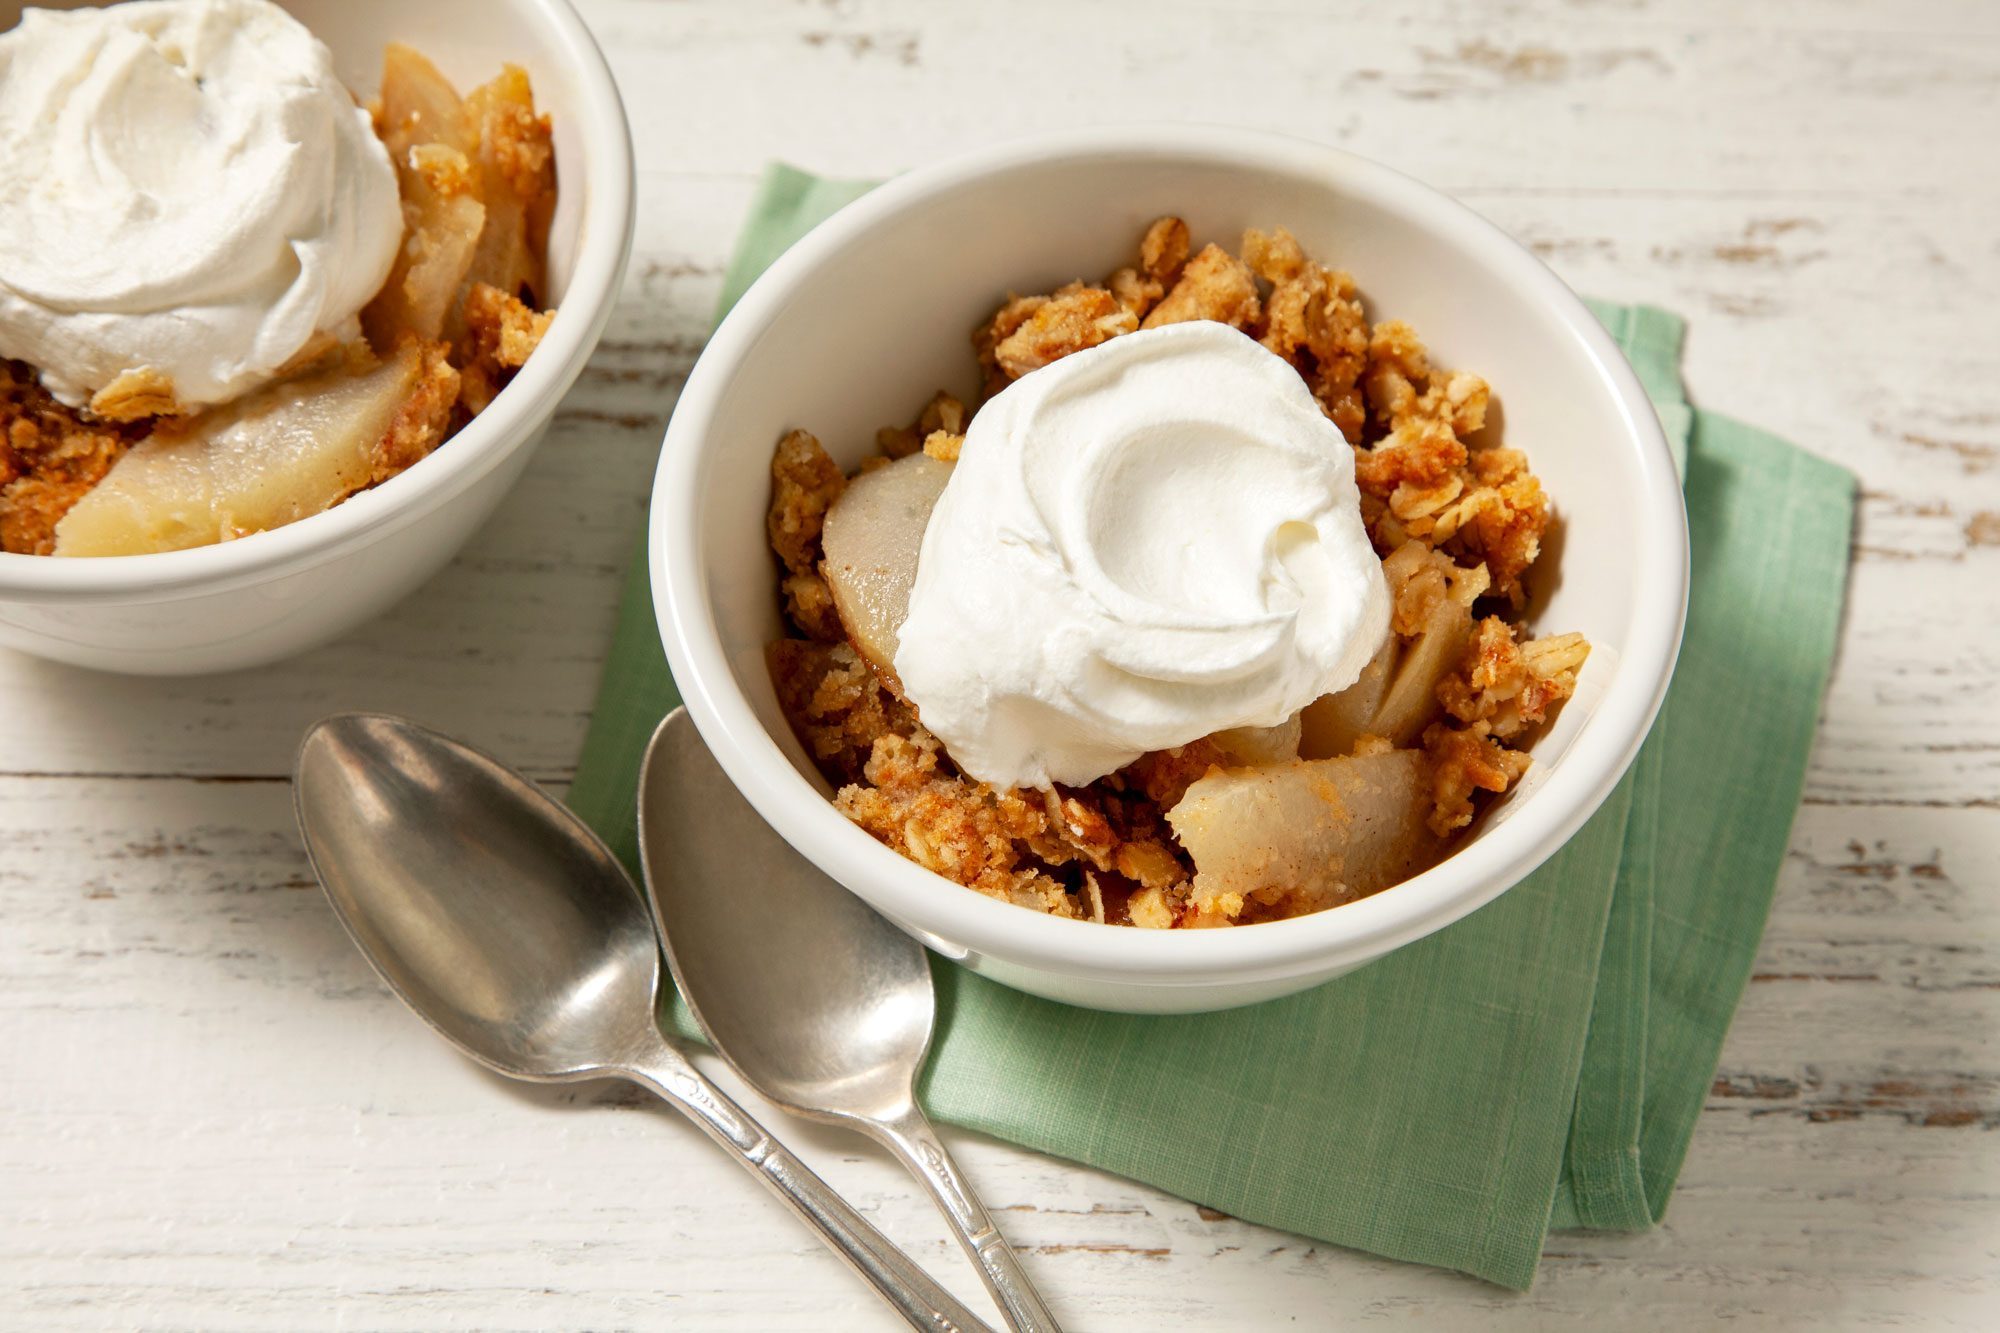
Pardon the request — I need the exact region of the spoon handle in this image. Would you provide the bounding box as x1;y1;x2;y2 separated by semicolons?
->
623;1048;995;1333
879;1108;1063;1333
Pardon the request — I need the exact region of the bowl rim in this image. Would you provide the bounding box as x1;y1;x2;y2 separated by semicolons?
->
653;125;1689;985
0;0;635;601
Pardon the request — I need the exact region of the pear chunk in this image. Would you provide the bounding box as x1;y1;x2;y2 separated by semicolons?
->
364;46;486;348
1167;751;1440;916
819;452;952;688
1301;543;1489;756
1299;639;1391;759
53;345;431;557
364;46;554;357
1210;713;1303;766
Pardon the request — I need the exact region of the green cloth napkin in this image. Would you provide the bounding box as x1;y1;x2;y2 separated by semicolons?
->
567;165;1856;1289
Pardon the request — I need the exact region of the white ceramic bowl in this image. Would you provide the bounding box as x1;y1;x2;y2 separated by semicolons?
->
0;0;633;675
654;128;1687;1014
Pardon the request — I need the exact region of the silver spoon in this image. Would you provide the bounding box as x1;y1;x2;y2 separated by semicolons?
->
292;712;993;1333
638;709;1062;1333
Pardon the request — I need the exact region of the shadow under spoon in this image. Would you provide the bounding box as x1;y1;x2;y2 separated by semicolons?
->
638;708;1063;1333
292;712;993;1333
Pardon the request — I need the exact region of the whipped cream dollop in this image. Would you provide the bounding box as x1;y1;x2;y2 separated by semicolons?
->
895;321;1391;790
0;0;402;410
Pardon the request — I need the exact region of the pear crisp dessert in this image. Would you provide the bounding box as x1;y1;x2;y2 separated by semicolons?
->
0;1;557;556
765;216;1589;929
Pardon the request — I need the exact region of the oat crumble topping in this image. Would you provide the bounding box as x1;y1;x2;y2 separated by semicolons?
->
766;217;1587;927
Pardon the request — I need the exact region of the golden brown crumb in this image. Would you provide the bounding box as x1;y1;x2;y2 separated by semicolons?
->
1438;617;1589;741
1362;319;1427;422
767;430;850;642
828;731;1198;920
1115;838;1187;891
920;431;962;462
836;730;1079;915
1357;323;1471;487
877;391;967;459
1447;464;1547;608
1241;226;1308;284
1140;216;1191;283
1248;230;1370;438
1127;885;1175;929
768;629;1199;919
1353;320;1547;601
459;282;555;415
1102;215;1194;322
768;639;918;785
973;295;1048;392
1355;419;1465;499
767;428;845;579
1037;787;1120;872
1116;740;1230;811
1419;617;1587;833
0;361;145;555
992;286;1138;381
1384;538;1490;638
370;340;461;481
1423;720;1531;836
1106;266;1164;320
1106;219;1179;318
781;572;844;643
1141;244;1261;331
87;366;182;423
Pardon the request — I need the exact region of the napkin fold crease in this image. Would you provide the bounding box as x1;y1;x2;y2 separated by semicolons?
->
566;164;1856;1289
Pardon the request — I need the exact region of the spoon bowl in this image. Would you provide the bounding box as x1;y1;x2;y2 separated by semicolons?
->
640;709;1061;1333
292;712;996;1333
296;713;661;1080
637;708;934;1124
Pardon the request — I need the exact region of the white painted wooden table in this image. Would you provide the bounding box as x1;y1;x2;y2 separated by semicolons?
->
4;1;1996;1327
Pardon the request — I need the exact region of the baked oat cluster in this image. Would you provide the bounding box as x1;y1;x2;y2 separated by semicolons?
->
0;46;557;557
766;217;1589;929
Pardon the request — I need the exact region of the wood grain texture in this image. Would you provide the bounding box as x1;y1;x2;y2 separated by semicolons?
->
2;0;1996;1327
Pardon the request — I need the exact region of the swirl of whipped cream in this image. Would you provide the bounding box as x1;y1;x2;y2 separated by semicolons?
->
895;320;1390;790
0;0;401;411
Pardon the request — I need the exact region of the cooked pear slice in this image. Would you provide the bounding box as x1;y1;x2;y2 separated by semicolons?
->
53;345;429;557
364;46;486;348
1371;589;1481;747
1300;639;1390;759
819;452;952;689
1300;544;1489;756
364;47;554;355
1167;751;1440;915
375;43;478;161
364;143;486;347
1210;713;1303;766
457;65;555;315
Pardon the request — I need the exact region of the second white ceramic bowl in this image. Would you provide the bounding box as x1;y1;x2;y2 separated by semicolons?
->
0;0;633;675
654;128;1687;1014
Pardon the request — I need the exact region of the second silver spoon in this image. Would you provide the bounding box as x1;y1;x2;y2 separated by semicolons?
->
638;709;1061;1333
